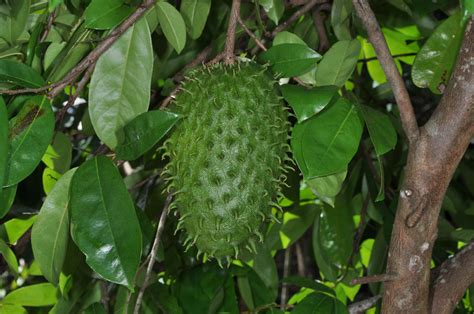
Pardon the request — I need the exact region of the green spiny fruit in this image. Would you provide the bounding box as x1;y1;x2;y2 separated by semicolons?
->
163;61;290;261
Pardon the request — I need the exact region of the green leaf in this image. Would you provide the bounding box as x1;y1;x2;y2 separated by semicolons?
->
0;60;45;88
5;96;54;186
70;156;142;288
0;238;18;274
292;293;348;314
451;229;474;243
156;2;187;53
282;276;336;296
280;85;339;122
315;40;361;87
0;98;7;196
32;168;76;285
291;98;363;178
115;110;180;161
261;44;322;77
4;216;36;244
2;283;57;307
461;0;474;25
42;167;61;195
180;0;211;39
259;0;284;24
359;105;397;156
84;303;106;314
252;244;278;298
89;19;153;149
41;132;72;174
0;185;17;218
0;0;31;44
273;31;306;46
412;12;463;94
84;0;134;30
48;0;64;10
331;0;352;41
0;304;26;314
307;170;347;201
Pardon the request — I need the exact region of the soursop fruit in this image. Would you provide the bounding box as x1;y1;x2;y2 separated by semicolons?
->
163;62;290;261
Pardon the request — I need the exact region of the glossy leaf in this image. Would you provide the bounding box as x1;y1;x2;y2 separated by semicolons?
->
291;98;363;178
280;85;339;122
412;12;463;94
273;31;306;46
315;40;361;87
260;44;322;77
70;156;142;288
89;19;153;149
115;110;179;161
292;293;348;314
156;2;187;53
259;0;284;24
0;185;17;218
84;0;133;30
307;170;347;202
5;96;54;186
331;0;352;41
0;0;31;44
0;238;18;274
42;132;72;174
359;105;397;156
32;169;76;285
180;0;211;39
2;283;57;307
0;60;45;88
4;216;36;244
0;98;7;196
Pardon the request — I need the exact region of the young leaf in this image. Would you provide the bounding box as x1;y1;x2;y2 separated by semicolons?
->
359;104;397;156
41;132;72;174
260;44;321;77
84;0;133;30
315;40;361;87
89;19;153;149
0;98;7;196
32;168;76;285
70;156;142;288
0;238;18;274
0;185;17;218
0;60;45;88
0;0;31;44
291;98;363;178
5;96;54;186
4;216;36;244
280;85;339;122
307;170;347;204
0;304;26;314
156;2;187;53
412;12;463;94
115;110;180;161
42;167;61;195
2;283;57;307
180;0;211;39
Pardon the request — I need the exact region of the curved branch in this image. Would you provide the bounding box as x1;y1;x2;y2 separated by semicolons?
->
352;0;419;144
430;241;474;313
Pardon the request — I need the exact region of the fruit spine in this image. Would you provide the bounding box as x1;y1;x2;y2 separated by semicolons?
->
163;62;291;262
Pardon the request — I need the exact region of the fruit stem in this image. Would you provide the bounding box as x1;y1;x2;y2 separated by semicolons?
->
210;0;241;65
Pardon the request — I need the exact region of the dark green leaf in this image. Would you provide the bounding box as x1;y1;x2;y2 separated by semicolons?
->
70;156;142;288
115;110;179;161
0;60;45;88
180;0;211;39
331;0;352;41
0;0;31;44
156;2;187;53
89;19;153;149
412;12;463;94
5;96;54;186
359;105;397;156
0;238;18;274
462;0;474;25
83;303;106;314
282;276;336;296
291;98;363;178
259;0;284;24
49;0;64;10
41;132;72;174
0;185;17;218
292;293;348;314
2;283;57;307
307;170;347;203
253;244;278;298
84;0;134;30
0;97;7;196
261;44;322;77
451;229;474;242
280;85;339;122
315;40;361;87
32;168;76;285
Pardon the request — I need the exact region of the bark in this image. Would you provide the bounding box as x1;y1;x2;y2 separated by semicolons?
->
382;17;474;313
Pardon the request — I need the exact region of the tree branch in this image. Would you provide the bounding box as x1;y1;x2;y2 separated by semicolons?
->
352;0;419;144
312;3;331;52
133;194;173;314
210;0;241;65
351;273;397;285
430;241;474;313
348;295;381;314
0;0;156;98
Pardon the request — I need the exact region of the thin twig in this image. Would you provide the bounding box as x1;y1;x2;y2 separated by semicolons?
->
351;273;397;285
210;0;241;64
133;194;173;314
238;16;267;51
352;0;419;144
295;242;305;277
312;3;331;52
280;246;291;310
348;295;381;314
40;10;56;43
0;0;156;99
173;45;213;82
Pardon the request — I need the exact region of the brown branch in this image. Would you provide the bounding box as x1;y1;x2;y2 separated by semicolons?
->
351;273;397;286
133;194;173;314
173;45;213;82
210;0;241;65
280;245;291;310
270;0;325;38
352;0;419;144
348;295;381;314
40;10;56;43
430;241;474;313
238;17;267;51
312;3;331;52
0;0;156;98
